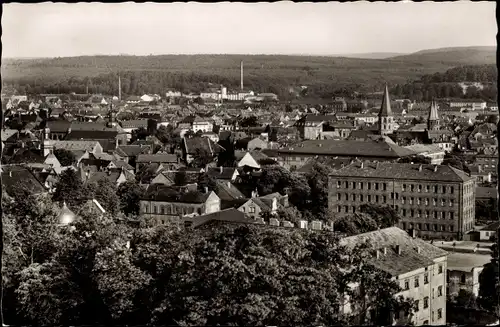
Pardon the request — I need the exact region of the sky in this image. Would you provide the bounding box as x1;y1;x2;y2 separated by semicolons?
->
2;1;497;58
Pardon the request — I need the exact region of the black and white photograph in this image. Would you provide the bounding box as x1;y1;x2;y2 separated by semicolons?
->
0;1;498;326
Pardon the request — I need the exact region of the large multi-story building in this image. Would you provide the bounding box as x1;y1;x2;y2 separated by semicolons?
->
329;161;476;240
340;227;448;326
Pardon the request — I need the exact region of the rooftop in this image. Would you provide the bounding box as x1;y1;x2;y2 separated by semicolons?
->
447;252;491;272
330;161;474;183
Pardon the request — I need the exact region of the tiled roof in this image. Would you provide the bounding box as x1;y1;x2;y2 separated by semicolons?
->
330;161;474;182
404;144;443;154
120;120;148;129
341;227;448;275
85;171;122;184
116;145;150;157
215;180;246;201
8;148;45;164
136;154;178;163
48;120;72;133
278;139;416;158
184;137;224;155
52;140;99;152
1;165;46;195
447;252;491;271
66;130;118;140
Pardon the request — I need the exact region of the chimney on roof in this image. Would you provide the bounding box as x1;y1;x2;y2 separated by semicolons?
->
220;166;223;174
360;162;364;169
396;245;402;255
418;165;423;172
434;165;438;172
8;171;12;177
204;186;209;194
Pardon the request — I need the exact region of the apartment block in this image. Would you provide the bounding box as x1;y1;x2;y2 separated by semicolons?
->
329;161;476;240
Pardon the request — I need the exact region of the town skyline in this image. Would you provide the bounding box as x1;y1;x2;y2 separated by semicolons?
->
2;2;497;58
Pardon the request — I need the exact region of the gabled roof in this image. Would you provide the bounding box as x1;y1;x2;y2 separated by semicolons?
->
52;140;100;152
184;137;225;155
8;148;45;164
115;145;150;157
143;184;213;204
120;120;149;129
330;161;474;182
428;100;440;121
184;208;249;228
207;167;238;180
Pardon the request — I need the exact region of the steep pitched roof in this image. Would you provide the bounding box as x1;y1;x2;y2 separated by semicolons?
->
330;161;474;182
207;167;237;180
428;100;440;121
136;154;178;163
115;145;150;157
1;165;46;195
184;208;249;228
378;84;392;117
52;140;100;152
184;137;225;155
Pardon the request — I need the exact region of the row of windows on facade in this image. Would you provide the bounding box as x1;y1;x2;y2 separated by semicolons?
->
143;205;202;215
336;193;458;206
335;180;459;194
336;205;456;221
241;206;256;213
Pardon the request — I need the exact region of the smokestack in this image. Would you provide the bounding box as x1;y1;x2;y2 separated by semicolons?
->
118;74;122;101
240;61;244;90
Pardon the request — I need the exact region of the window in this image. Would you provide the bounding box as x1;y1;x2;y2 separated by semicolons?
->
432;311;435;322
442;186;446;194
360;194;364;201
344;205;348;212
344;193;348;200
449;225;454;232
434;185;438;193
376;195;379;203
383;183;387;191
402;209;407;216
434;211;438;219
438;308;442;319
402;184;406;192
438;265;443;274
410;197;414;205
417;210;421;218
368;183;372;190
426;185;430;192
345;181;349;188
433;224;438;231
425;198;429;205
337;193;341;200
352;182;356;189
402;196;406;204
424;273;429;284
424;320;429;325
417;198;421;205
404;280;409;290
411;184;415;192
337;181;341;188
424;297;429;309
249;206;256;213
351;194;356;201
368;195;372;202
383;195;387;203
438;286;443;297
417;223;422;230
402;222;407;229
426;210;430;218
414;300;420;312
418;184;422;192
375;183;379;190
360;182;364;189
337;206;341;213
461;274;466;283
450;199;454;207
433;198;437;206
414;276;420;288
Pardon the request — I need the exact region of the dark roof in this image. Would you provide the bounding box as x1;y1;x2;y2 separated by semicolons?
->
120;120;148;129
8;148;45;164
297;114;336;123
483;221;500;232
330;161;474;182
278;139;415;158
379;85;392;117
66;130;118;140
184;137;225;155
215;180;246;201
143;184;211;203
85;171;123;184
185;208;249;228
137;154;178;163
47;120;71;133
1;165;46;195
116;145;150;157
207;167;237;180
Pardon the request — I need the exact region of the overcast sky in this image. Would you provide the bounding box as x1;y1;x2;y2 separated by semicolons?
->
2;1;497;58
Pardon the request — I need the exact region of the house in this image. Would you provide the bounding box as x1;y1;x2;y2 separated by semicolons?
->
340;227;448;326
115;145;151;164
206;166;239;182
477;221;499;241
447;252;491;297
469;166;492;184
50;140;103;156
120;120;149;138
295;114;336;140
140;185;221;225
81;169;130;187
237;196;277;218
182;137;224;164
180;115;214;133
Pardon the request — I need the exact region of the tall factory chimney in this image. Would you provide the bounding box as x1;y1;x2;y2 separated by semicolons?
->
118;75;122;101
240;61;244;90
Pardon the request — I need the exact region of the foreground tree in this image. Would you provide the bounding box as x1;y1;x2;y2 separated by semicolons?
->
117;180;144;216
52;169;90;208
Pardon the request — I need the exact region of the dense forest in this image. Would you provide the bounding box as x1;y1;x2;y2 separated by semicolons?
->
1;54;497;101
390;64;497;102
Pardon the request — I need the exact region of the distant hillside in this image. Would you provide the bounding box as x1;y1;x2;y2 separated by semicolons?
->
1;46;496;99
390;46;496;65
335;52;407;59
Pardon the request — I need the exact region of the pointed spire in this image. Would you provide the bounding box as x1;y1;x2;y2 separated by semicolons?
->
428;98;439;121
379;84;392;117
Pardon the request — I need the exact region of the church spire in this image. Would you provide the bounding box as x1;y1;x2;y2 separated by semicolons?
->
379;84;393;117
427;99;440;130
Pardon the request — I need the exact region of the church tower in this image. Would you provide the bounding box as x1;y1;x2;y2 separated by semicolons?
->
378;84;395;136
427;99;440;130
42;127;53;157
107;102;117;128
